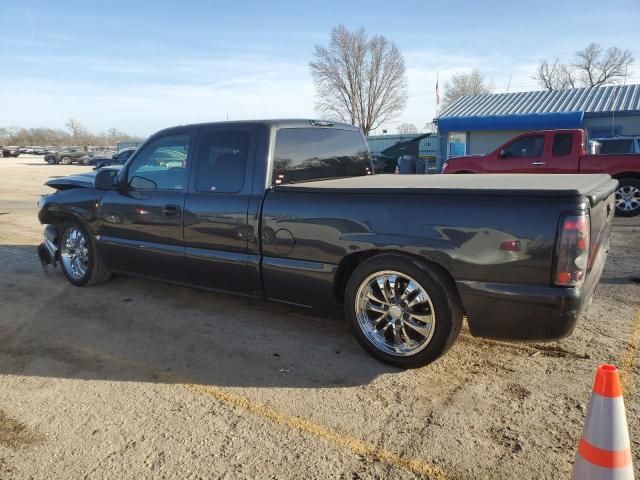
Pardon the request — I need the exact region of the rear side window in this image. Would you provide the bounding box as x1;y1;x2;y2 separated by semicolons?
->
273;128;370;185
552;133;573;156
193;130;250;193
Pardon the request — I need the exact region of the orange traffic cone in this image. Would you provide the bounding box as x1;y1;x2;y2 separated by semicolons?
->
572;364;634;479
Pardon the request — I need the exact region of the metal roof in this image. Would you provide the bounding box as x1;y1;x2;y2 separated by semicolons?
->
439;84;640;118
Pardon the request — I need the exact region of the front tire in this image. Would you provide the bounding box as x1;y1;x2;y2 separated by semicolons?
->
615;179;640;217
345;254;463;368
59;222;111;287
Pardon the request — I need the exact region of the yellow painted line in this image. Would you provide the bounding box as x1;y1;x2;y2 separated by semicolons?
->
71;344;447;479
620;307;640;397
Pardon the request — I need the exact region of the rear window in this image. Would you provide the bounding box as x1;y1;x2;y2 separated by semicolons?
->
273;128;371;185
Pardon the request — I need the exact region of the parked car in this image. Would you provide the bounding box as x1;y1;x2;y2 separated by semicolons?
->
44;146;89;165
0;146;20;157
442;129;640;216
591;136;640;155
86;147;137;169
36;120;615;368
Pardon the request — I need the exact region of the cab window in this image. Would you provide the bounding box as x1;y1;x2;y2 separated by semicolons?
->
126;134;190;191
193;129;250;193
273;128;370;185
552;133;573;156
501;135;545;158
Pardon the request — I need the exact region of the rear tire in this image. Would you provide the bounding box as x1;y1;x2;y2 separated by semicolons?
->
61;156;72;165
59;221;111;287
344;253;463;368
615;178;640;217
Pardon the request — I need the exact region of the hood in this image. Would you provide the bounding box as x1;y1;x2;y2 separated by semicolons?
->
45;166;121;190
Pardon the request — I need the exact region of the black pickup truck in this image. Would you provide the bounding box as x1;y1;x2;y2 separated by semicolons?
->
37;120;616;368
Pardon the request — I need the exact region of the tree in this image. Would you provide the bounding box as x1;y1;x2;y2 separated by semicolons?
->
535;59;576;90
442;70;493;109
397;123;417;134
423;121;436;133
65;118;88;143
534;43;634;90
575;43;633;87
310;25;408;136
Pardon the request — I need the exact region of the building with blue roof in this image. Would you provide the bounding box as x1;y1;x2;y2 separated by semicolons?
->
434;84;640;171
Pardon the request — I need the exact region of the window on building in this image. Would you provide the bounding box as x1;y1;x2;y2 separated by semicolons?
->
501;135;545;158
589;127;622;138
599;139;635;155
273;128;370;185
193;130;250;193
552;133;573;156
448;132;466;158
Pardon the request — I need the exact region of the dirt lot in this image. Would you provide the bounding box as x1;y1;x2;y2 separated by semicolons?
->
0;155;638;479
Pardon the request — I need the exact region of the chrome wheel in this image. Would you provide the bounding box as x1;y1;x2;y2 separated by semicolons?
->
355;270;436;356
61;227;89;280
615;185;640;212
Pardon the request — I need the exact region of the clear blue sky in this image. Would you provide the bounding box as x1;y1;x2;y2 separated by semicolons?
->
1;0;639;136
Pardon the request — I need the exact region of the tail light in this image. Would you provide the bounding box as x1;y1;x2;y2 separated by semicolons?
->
554;213;590;286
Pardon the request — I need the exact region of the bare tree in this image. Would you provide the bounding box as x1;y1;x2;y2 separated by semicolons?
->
534;43;634;90
575;43;633;87
535;59;576;90
64;118;89;143
310;25;408;136
397;123;417;134
423;121;436;133
442;70;493;109
2;123;144;147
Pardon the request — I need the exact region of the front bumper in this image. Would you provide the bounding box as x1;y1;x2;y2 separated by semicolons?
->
37;225;59;270
457;243;608;341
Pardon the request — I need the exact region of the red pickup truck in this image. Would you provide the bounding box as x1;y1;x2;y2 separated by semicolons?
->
442;129;640;216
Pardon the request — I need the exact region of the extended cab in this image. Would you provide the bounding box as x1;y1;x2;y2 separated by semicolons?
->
37;120;616;368
442;129;640;216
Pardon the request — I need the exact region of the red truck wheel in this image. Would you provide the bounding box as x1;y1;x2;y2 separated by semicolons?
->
615;179;640;217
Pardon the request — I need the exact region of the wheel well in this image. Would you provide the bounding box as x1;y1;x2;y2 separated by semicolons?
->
612;173;640;181
333;249;461;307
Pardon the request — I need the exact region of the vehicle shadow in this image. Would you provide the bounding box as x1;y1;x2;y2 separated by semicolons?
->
0;245;396;389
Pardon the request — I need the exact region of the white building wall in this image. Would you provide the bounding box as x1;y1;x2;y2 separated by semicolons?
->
467;130;528;155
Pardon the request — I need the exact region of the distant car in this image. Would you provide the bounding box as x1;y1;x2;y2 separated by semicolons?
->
86;148;137;169
592;136;640;155
44;146;89;165
0;146;20;158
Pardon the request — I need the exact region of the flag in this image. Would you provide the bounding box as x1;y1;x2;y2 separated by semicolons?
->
435;73;440;107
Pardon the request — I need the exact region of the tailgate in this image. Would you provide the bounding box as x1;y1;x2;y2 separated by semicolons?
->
586;179;617;272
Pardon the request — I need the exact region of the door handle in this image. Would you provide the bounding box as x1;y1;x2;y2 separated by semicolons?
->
163;204;182;217
531;161;546;166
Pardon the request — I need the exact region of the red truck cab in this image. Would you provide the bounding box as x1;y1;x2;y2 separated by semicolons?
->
442;128;640;216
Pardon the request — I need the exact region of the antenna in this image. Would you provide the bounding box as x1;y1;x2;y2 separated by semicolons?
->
506;74;512;94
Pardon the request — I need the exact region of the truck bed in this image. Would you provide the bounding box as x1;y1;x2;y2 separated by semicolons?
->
277;173;614;198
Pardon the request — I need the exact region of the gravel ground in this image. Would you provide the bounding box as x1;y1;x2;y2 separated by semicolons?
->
0;155;638;479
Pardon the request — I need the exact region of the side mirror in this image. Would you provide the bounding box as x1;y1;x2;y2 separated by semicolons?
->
94;169;117;190
112;153;117;159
